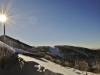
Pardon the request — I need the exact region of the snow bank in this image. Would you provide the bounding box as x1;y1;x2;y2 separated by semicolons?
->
18;54;75;75
13;48;30;54
19;54;99;75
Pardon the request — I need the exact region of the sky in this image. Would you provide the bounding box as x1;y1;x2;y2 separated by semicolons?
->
0;0;100;48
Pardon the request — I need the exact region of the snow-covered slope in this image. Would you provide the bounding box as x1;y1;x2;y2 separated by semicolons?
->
19;54;98;75
49;47;63;57
13;48;31;54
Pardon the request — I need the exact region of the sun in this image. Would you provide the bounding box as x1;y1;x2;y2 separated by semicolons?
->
0;15;7;22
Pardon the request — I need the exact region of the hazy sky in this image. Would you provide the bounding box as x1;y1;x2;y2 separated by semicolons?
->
0;0;100;48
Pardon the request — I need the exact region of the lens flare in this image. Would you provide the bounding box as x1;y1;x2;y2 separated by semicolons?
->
0;15;7;22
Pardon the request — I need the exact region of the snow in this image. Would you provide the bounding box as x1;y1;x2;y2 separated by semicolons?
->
0;41;98;75
19;54;98;75
13;48;31;54
0;41;15;53
49;47;63;57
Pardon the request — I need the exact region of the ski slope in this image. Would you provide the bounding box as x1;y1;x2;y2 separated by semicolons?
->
18;54;98;75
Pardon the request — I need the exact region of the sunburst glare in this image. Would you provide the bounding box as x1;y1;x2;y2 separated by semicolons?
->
0;0;30;39
0;15;7;22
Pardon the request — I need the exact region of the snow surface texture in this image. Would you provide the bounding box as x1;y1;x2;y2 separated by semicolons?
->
0;41;15;53
0;41;15;60
13;48;31;54
49;47;63;57
19;54;98;75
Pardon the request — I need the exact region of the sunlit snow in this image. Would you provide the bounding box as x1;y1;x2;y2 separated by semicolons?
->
18;54;98;75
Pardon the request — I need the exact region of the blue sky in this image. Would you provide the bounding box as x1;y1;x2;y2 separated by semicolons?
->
0;0;100;48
